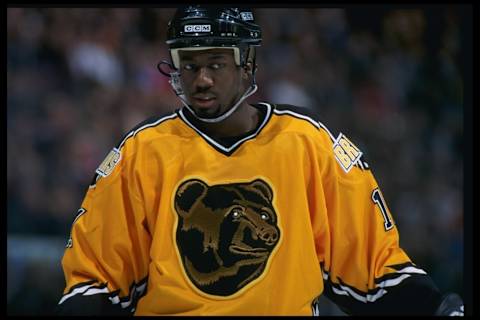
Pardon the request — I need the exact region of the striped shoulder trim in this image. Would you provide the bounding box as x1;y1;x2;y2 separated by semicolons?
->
271;104;336;142
117;112;178;150
271;104;370;173
88;112;177;188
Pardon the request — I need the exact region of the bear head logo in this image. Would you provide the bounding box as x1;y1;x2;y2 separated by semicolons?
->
174;178;280;297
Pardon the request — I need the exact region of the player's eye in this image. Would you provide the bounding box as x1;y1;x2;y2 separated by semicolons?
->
209;63;224;70
183;64;196;71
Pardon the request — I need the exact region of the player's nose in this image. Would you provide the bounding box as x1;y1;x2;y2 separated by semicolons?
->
194;67;214;89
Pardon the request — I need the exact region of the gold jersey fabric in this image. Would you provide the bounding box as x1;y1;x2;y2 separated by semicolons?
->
59;103;428;315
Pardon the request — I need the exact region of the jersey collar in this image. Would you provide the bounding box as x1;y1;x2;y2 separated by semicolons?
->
177;102;272;156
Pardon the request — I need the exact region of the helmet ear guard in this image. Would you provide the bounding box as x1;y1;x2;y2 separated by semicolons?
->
244;46;257;74
156;61;184;96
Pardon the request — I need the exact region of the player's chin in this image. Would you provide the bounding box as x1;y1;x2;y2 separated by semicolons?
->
193;105;223;118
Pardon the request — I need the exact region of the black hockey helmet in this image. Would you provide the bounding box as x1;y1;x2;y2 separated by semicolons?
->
166;6;262;69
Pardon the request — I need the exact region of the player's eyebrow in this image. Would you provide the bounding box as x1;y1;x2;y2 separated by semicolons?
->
179;53;228;63
207;54;228;60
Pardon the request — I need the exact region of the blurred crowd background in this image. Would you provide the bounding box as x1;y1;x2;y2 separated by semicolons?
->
7;6;467;315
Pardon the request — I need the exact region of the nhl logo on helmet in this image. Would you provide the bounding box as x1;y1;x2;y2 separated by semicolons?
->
240;12;253;21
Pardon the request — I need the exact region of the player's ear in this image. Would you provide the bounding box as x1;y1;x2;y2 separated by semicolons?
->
242;61;254;80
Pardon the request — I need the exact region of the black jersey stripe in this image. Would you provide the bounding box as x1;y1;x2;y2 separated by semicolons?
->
386;261;420;271
117;112;178;150
272;107;320;130
61;279;97;296
322;263;429;304
273;108;320;129
323;271;442;315
322;269;385;300
59;276;148;313
374;263;427;284
271;104;337;142
108;276;148;312
88;112;178;188
272;103;320;121
58;281;108;305
327;276;388;303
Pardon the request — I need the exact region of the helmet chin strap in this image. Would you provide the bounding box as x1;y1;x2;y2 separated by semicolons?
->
179;84;258;123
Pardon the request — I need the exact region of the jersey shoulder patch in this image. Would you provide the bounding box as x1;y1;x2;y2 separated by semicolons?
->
266;103;368;173
89;111;178;188
332;133;363;173
95;148;122;178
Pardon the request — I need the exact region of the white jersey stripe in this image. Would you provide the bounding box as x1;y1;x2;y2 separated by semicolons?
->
377;274;411;289
271;108;337;142
394;266;427;275
316;121;336;142
118;113;178;149
331;286;349;297
179;103;272;153
322;271;329;281
58;283;96;305
334;284;388;303
108;281;148;310
88;113;178;189
119;282;147;309
82;286;110;296
109;295;120;304
272;109;320;129
323;266;426;303
59;280;147;310
365;288;388;302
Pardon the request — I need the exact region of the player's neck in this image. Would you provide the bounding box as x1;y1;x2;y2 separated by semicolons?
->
195;102;260;140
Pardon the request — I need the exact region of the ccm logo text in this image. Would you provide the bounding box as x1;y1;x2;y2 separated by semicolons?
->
184;25;211;33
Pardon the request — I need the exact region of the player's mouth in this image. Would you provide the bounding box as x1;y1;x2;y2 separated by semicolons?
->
192;95;217;108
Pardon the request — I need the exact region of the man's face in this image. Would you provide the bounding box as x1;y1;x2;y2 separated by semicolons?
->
178;48;246;119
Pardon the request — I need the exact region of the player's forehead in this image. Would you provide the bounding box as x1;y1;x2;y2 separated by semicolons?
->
178;48;235;62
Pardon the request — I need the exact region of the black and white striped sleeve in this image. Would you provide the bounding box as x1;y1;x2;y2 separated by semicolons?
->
321;262;444;315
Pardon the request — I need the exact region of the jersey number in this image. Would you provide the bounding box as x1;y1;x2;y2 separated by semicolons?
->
372;188;394;231
65;208;87;248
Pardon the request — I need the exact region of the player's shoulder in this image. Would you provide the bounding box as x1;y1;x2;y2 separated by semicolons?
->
265;103;370;173
265;103;337;142
115;109;180;151
88;109;181;188
270;103;320;122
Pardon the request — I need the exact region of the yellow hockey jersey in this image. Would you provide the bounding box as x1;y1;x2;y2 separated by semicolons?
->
58;102;442;315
